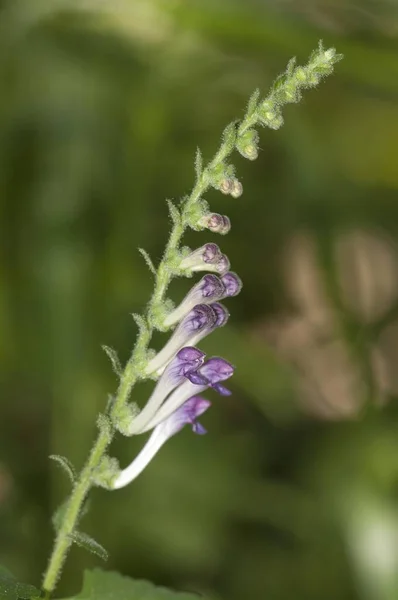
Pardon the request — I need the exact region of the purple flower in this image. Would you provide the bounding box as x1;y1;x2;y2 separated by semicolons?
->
128;347;205;434
145;305;216;375
179;244;231;276
113;396;211;489
187;357;234;396
146;304;228;376
221;272;242;297
163;275;226;327
141;357;234;432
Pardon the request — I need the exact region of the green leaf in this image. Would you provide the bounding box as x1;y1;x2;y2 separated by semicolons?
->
0;566;40;600
70;533;108;561
102;345;123;377
244;88;260;120
166;199;181;226
63;569;210;600
138;248;156;276
49;454;76;483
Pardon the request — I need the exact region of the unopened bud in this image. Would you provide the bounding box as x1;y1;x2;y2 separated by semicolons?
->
219;178;234;195
230;179;243;198
199;213;231;235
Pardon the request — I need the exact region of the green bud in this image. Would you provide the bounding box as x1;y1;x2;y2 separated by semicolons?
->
236;129;259;160
112;402;140;436
185;198;209;231
295;67;307;83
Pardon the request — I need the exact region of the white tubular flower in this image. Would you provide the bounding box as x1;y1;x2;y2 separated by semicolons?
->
179;244;231;275
112;396;211;489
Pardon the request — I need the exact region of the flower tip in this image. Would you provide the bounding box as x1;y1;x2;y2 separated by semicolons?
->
176;346;206;362
210;302;229;327
201;274;225;298
221;272;242;297
186;303;217;331
203;243;222;263
201;357;235;383
215;254;230;274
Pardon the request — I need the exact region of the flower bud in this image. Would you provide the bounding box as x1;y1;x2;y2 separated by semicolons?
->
163;274;226;327
237;129;259;160
219;178;234;195
198;213;231;235
179;243;222;271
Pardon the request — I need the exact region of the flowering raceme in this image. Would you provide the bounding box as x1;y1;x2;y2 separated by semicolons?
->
112;270;239;487
42;43;342;596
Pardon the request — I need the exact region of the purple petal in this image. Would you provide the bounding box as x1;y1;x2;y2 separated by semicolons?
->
187;371;209;386
198;357;235;384
209;303;229;328
183;304;216;333
211;382;232;396
221;272;242;297
176;346;206;363
203;243;222;264
200;274;225;299
192;422;207;435
169;396;211;434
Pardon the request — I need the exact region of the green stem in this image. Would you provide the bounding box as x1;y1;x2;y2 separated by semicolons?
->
42;431;110;593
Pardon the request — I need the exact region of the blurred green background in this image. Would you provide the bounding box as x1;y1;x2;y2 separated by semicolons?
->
1;1;398;599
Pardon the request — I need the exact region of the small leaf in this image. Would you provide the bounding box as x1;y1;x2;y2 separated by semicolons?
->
166;199;181;225
70;532;108;561
138;248;156;276
244;88;260;119
102;345;122;377
49;455;76;483
220;121;237;153
285;57;296;78
194;147;203;180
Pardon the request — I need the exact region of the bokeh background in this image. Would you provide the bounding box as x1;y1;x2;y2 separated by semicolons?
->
1;1;398;599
